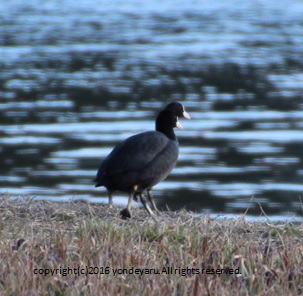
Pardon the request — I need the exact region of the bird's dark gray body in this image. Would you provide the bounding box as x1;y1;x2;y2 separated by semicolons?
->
96;131;178;192
95;102;190;219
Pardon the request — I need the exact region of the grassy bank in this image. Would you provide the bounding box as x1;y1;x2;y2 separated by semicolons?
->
0;196;302;295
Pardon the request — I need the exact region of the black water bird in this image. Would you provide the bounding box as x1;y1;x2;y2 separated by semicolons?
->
95;102;190;218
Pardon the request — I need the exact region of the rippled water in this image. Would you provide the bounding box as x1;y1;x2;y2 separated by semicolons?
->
1;0;303;220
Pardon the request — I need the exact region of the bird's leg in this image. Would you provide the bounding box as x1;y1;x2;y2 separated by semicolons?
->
120;191;134;219
108;191;113;208
139;192;156;218
133;192;139;202
147;188;159;212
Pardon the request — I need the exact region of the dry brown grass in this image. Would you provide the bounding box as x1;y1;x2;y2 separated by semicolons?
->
0;195;302;296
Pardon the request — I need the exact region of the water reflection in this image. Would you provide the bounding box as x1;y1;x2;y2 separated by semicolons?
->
1;0;303;220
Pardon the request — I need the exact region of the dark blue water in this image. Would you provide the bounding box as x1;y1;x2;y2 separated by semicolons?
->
1;0;303;220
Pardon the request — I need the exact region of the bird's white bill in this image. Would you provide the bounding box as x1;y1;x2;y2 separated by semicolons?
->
176;120;183;129
183;110;190;119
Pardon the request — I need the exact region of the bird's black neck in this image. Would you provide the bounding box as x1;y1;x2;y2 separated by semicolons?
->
155;110;177;141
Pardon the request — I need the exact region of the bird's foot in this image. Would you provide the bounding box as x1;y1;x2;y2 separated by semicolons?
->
120;208;131;219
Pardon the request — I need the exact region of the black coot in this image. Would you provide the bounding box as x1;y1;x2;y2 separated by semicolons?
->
95;102;190;218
